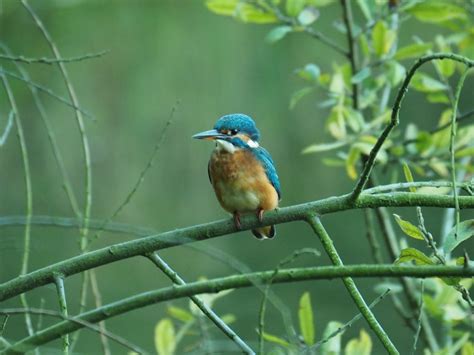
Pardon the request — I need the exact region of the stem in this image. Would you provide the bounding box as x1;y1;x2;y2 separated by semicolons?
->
0;69;35;340
146;252;255;355
5;264;472;354
0;50;109;65
53;275;69;354
340;0;359;109
307;215;399;354
449;68;471;238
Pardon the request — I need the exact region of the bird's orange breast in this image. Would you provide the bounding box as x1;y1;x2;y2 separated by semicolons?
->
209;149;278;214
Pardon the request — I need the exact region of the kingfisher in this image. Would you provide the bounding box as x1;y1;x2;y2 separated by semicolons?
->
193;113;281;239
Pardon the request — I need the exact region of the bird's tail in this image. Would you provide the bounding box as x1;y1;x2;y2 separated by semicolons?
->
252;225;276;240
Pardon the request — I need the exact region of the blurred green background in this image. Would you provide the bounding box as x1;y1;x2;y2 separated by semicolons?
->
0;0;472;353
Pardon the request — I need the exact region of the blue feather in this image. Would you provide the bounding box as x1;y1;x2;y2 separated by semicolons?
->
252;147;281;199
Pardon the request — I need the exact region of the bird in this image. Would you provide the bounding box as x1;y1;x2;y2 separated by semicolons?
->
193;113;281;239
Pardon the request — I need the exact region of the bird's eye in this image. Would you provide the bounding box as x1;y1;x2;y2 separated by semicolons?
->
230;129;238;135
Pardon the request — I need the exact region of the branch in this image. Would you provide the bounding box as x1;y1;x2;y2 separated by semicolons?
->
4;264;473;353
307;216;398;354
0;50;109;65
146;253;254;355
351;53;474;200
1;191;473;302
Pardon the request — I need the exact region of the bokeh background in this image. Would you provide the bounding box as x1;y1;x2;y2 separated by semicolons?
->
0;1;473;353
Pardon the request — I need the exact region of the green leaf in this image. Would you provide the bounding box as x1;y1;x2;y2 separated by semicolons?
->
402;162;416;192
395;248;434;265
411;73;447;93
435;36;456;78
266;26;293;43
262;331;290;347
407;1;467;24
426;92;450;104
455;147;474;158
167;306;194;323
290;87;314;109
372;21;396;57
295;63;321;81
462;341;474;355
237;3;278;23
373;282;403;294
393;214;425;240
443;219;474;254
351;67;371;84
346;146;360;180
221;313;236;324
355;0;372;21
394;43;433;60
155;318;176;355
205;0;238;16
299;292;315;346
302;140;347;154
320;321;344;355
286;0;306;17
386;61;406;86
298;7;319;26
344;329;372;355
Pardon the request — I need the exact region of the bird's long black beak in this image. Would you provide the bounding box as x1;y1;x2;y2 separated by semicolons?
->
192;129;228;140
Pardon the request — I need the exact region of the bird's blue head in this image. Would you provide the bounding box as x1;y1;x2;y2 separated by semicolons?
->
192;114;261;148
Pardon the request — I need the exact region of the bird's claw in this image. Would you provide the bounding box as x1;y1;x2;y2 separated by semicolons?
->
233;212;242;230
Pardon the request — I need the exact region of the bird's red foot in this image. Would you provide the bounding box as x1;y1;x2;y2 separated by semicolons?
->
233;212;242;230
257;209;264;223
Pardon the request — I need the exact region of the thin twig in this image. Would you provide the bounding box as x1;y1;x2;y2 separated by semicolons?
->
0;68;36;340
89;270;111;355
0;43;82;217
0;110;14;146
411;281;424;355
53;274;69;354
0;68;93;119
340;0;360;109
310;289;391;351
0;308;148;354
0;50;109;65
146;252;255;355
449;68;471;238
258;248;320;354
90;102;179;243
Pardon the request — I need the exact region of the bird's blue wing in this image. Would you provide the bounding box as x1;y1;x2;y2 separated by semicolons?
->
253;147;281;199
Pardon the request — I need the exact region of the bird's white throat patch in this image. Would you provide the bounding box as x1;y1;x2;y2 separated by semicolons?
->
247;139;259;148
215;138;259;153
216;139;237;154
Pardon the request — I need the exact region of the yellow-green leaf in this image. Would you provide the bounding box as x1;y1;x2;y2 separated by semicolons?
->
402;162;416;192
286;0;306;17
411;73;447;93
167;306;194;323
395;248;434;265
462;341;474;355
443;219;474;254
155;318;176;355
321;321;343;355
346;146;360;180
407;1;467;23
298;292;315;346
344;329;372;355
205;0;238;16
302;140;347;154
237;3;278;24
372;21;395;57
455;147;474;158
394;43;433;60
262;331;290;347
393;214;424;240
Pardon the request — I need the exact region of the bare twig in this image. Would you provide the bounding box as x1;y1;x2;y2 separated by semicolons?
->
0;50;109;65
